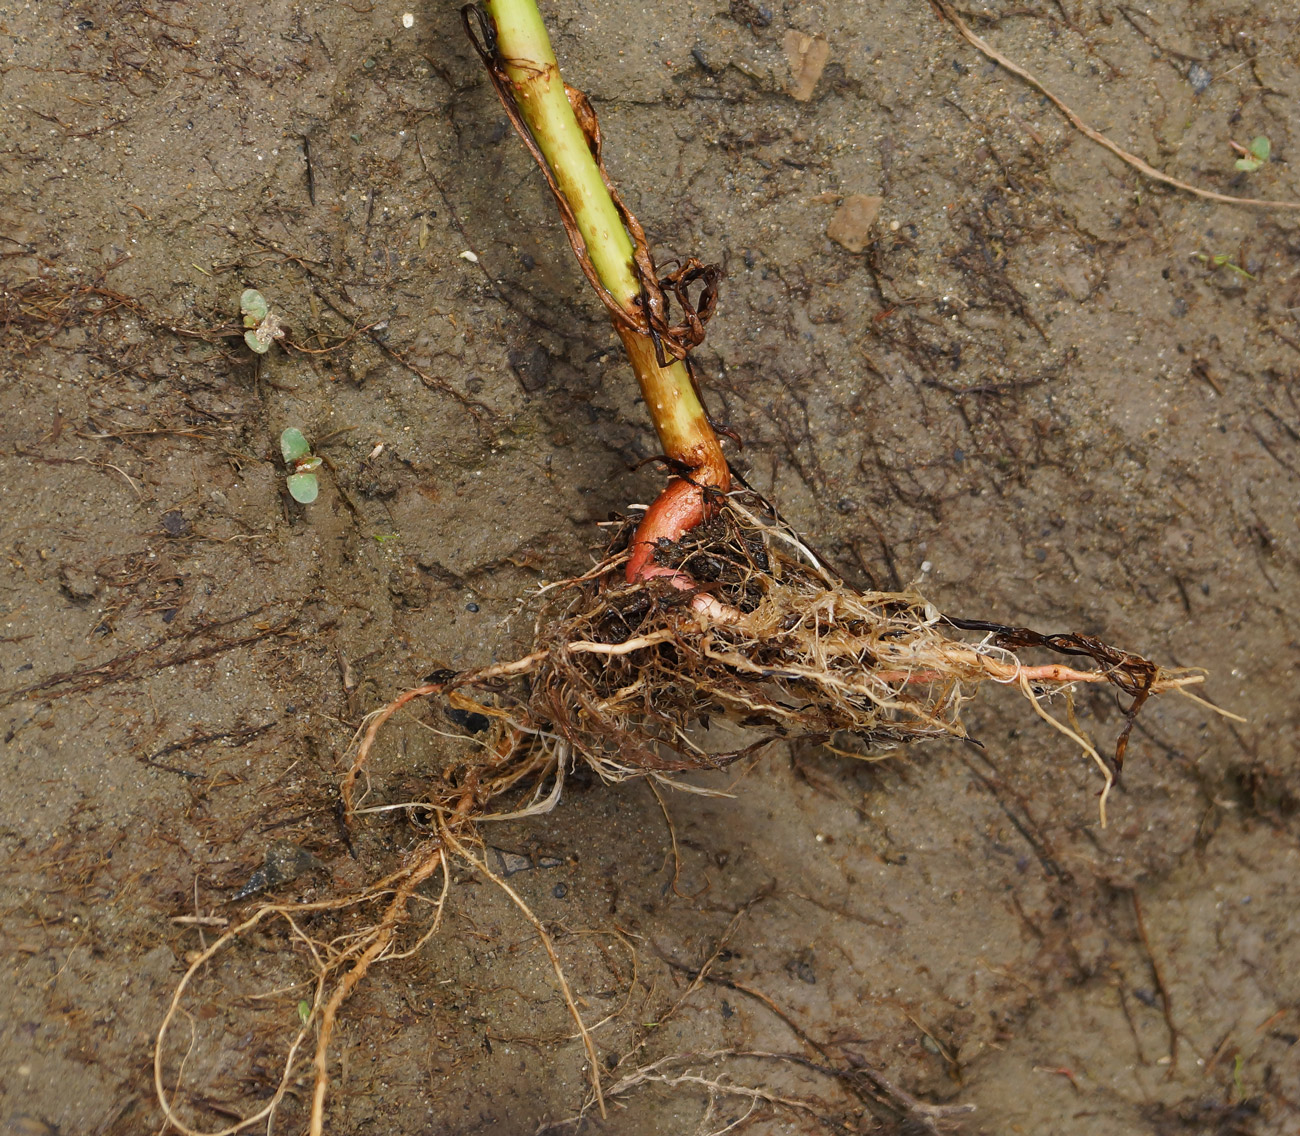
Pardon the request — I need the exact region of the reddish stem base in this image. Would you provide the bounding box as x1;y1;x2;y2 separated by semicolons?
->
625;477;713;585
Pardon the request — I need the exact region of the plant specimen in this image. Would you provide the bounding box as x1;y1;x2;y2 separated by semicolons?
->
240;287;285;354
280;427;322;504
1232;135;1271;173
155;6;1231;1135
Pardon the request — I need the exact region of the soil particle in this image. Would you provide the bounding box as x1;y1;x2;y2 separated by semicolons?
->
827;193;885;253
56;563;99;603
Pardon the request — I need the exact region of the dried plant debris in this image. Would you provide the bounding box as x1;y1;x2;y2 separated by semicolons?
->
783;30;829;101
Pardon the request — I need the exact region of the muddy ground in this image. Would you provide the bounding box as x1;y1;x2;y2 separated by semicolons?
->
2;1;1298;1133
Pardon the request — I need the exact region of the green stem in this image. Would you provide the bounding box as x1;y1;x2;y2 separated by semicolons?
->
482;0;729;580
486;0;641;303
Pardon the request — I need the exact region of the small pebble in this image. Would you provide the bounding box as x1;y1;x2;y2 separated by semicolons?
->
1187;62;1212;94
161;509;190;537
827;194;883;253
5;1116;56;1136
401;12;414;28
788;959;816;985
232;842;325;901
58;562;99;601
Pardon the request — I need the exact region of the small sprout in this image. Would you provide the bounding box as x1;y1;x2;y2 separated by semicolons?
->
240;288;286;355
1233;135;1270;173
280;428;321;504
1196;252;1254;281
298;999;312;1025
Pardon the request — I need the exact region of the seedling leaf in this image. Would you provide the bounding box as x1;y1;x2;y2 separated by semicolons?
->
287;472;319;504
240;288;270;323
281;428;312;464
1234;136;1270;173
245;329;272;354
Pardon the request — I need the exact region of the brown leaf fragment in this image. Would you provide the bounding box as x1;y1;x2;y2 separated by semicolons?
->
783;31;829;101
826;194;884;253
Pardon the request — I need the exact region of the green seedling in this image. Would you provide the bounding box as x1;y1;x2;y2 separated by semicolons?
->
280;427;322;504
1232;136;1270;173
1196;252;1254;280
298;999;312;1025
241;288;286;354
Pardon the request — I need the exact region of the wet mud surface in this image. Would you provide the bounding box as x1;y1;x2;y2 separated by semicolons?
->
2;1;1298;1133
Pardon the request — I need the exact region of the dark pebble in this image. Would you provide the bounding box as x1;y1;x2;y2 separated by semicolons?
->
507;344;551;392
447;707;490;733
161;509;190;537
790;959;816;984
